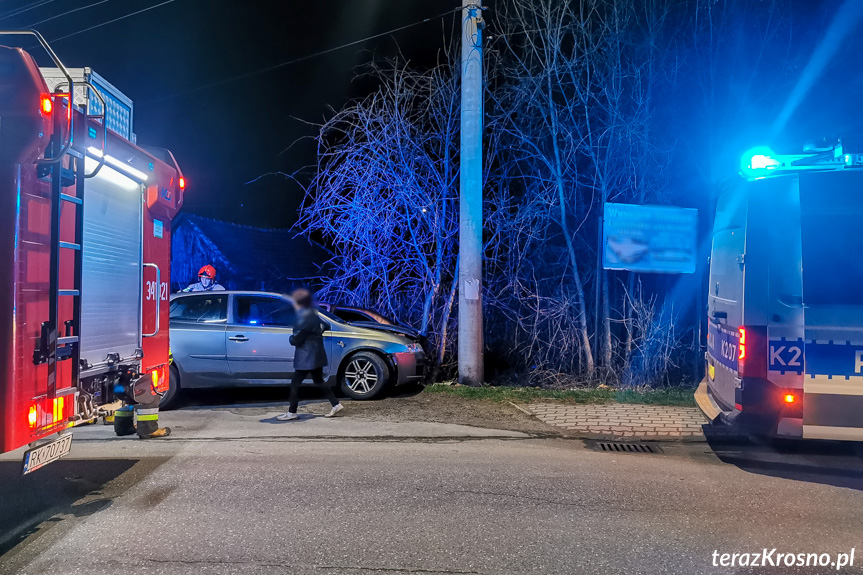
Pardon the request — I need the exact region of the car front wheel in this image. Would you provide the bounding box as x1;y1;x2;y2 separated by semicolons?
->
340;352;389;399
159;364;182;409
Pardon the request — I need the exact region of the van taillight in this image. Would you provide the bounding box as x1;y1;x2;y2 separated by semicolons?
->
781;390;803;417
737;325;767;379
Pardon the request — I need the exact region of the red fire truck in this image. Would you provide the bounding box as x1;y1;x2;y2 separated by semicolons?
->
0;31;184;471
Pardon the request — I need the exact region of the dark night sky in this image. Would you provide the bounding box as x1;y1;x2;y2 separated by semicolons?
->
3;0;863;228
0;0;457;227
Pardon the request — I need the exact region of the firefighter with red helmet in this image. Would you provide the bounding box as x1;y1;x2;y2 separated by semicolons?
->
182;264;225;292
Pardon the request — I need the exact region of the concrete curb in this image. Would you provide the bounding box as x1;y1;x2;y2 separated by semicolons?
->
507;401;534;416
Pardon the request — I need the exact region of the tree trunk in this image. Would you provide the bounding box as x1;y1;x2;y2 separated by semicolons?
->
624;272;635;363
432;257;459;382
420;284;437;337
551;159;593;374
602;270;612;368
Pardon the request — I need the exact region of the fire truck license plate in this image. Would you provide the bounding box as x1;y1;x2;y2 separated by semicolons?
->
21;433;73;475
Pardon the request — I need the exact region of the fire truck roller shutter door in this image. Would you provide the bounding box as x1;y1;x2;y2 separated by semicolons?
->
79;164;144;368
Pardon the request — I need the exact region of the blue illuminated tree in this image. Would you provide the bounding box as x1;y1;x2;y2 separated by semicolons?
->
300;0;822;386
490;0;678;378
300;58;466;371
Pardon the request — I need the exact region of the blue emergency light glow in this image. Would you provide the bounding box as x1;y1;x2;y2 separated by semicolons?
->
740;146;781;179
749;154;780;171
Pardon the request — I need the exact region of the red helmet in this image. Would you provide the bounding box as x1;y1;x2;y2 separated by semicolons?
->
198;265;217;279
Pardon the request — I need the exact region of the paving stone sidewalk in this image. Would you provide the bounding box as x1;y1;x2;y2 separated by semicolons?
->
525;402;708;439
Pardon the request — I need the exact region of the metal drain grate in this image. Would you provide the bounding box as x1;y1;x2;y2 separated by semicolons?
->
596;442;658;454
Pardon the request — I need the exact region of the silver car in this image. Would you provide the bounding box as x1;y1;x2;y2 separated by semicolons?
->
164;291;426;407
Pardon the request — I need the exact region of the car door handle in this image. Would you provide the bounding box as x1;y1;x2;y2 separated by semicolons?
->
229;335;249;342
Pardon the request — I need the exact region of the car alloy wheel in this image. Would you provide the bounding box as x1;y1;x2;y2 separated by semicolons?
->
340;352;388;399
345;358;378;394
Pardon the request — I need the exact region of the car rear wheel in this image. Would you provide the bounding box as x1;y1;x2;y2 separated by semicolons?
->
340;352;388;399
160;364;182;409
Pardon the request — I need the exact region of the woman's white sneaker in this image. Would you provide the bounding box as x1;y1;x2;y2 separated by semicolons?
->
325;404;344;418
277;412;299;421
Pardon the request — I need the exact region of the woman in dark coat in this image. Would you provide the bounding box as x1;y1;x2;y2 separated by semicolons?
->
278;288;344;421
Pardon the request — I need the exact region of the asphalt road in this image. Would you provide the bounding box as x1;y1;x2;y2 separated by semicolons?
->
2;399;863;575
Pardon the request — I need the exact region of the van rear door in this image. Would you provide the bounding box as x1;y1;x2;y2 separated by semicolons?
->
798;172;863;440
706;188;747;409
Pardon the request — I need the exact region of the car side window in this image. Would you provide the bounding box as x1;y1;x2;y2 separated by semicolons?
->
234;296;296;327
334;309;374;323
169;295;228;323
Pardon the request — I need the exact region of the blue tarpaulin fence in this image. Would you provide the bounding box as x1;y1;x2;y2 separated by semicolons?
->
171;213;327;293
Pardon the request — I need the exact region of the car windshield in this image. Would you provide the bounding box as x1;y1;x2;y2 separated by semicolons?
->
338;308;397;325
315;307;344;324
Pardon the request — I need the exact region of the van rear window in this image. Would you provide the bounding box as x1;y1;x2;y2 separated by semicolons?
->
800;172;863;306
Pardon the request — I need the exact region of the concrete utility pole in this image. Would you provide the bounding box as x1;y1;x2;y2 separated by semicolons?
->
458;1;484;385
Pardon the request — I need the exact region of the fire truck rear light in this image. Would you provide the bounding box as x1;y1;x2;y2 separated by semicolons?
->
151;369;162;393
53;397;65;423
40;94;52;115
28;405;38;428
738;327;746;360
178;177;186;190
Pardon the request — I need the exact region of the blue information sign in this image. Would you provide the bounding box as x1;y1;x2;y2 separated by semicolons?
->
602;203;697;274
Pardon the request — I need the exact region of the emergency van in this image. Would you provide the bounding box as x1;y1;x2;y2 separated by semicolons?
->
0;31;184;471
697;142;863;440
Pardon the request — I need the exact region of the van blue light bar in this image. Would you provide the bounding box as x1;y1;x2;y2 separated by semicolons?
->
740;143;863;181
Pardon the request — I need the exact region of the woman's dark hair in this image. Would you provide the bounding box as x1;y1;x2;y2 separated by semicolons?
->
291;287;313;308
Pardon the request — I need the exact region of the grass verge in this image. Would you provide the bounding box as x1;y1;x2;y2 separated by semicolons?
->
424;383;696;407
